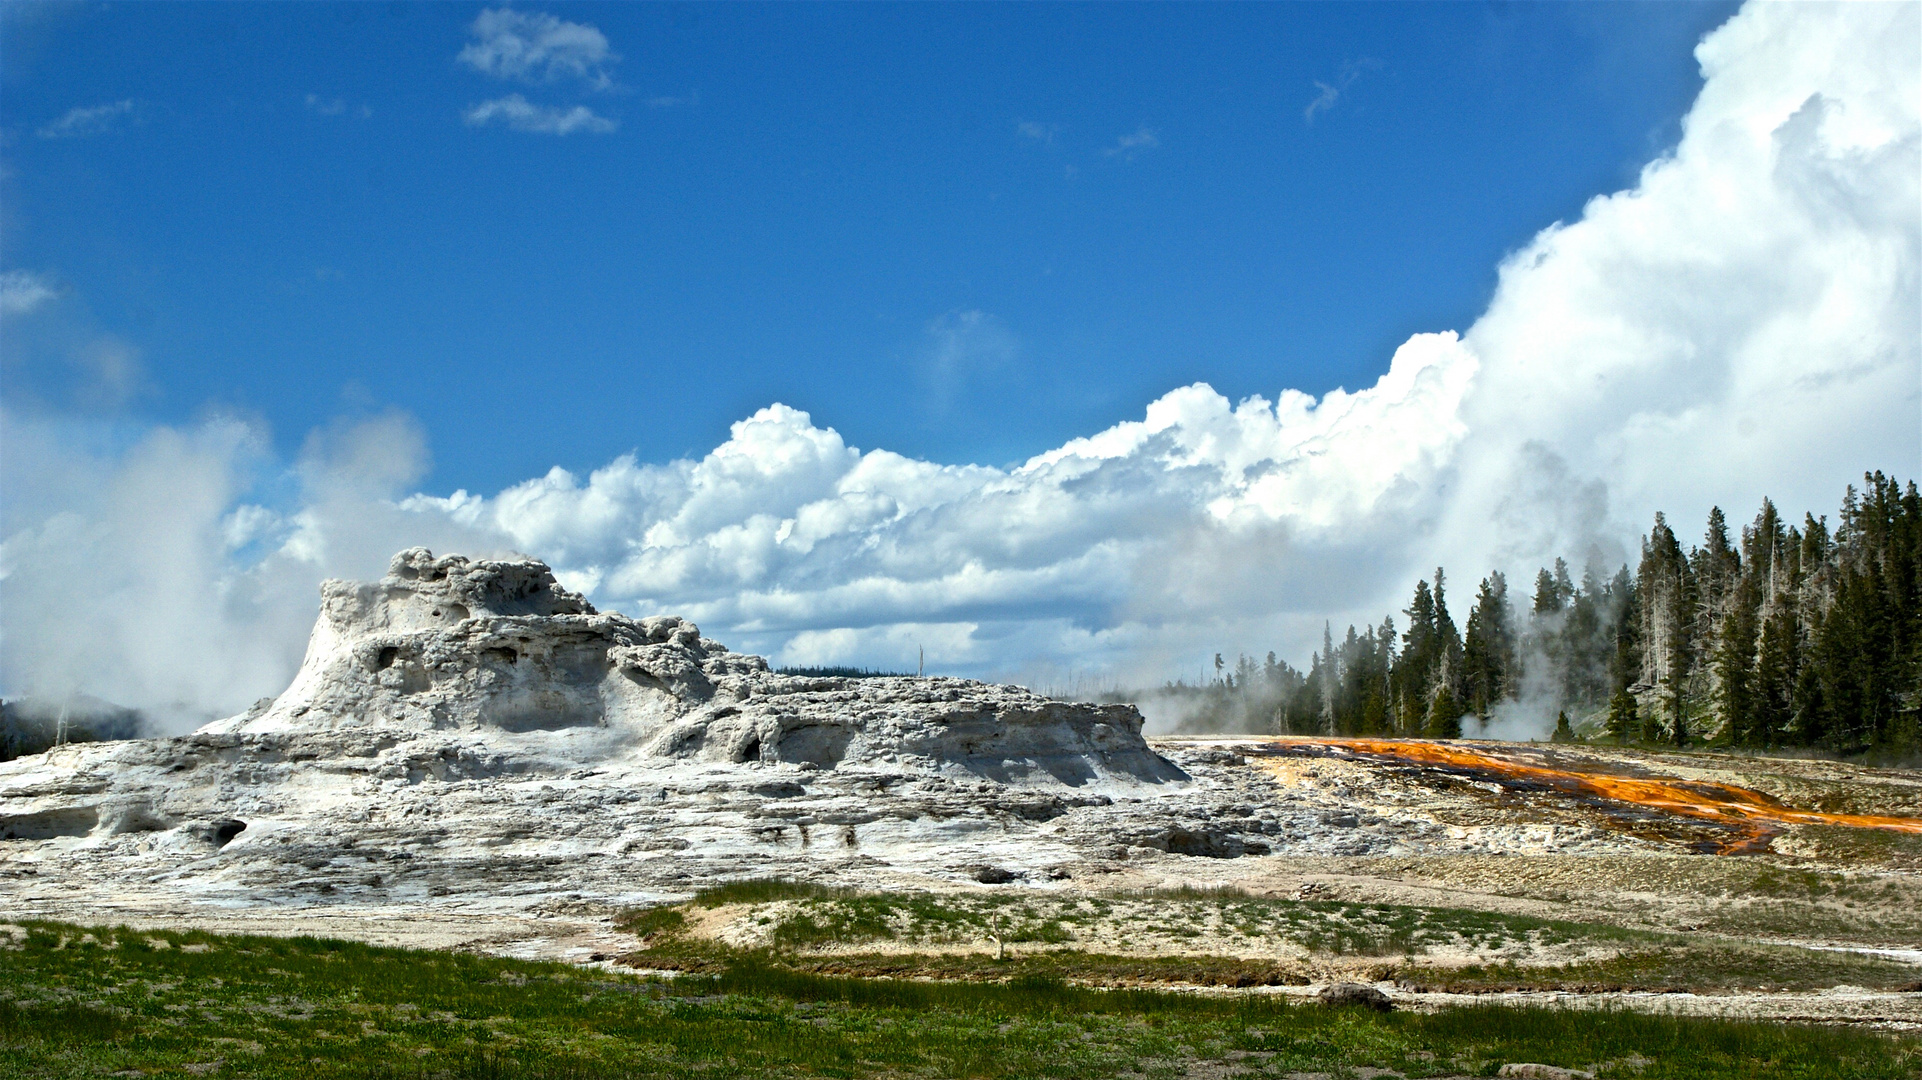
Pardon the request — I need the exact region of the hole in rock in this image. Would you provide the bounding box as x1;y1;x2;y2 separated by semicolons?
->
376;647;399;671
484;647;519;665
731;733;761;763
190;819;247;846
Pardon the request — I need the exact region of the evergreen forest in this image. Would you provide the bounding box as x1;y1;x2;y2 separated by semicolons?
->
1158;472;1921;756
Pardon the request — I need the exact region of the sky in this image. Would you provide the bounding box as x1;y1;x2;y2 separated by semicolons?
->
5;1;1736;482
2;2;1917;730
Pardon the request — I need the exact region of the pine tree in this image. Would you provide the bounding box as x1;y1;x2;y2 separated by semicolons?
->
1336;625;1365;734
1607;565;1641;700
1696;507;1741;616
1742;498;1795;747
1605;687;1638;745
1751;498;1788;599
1639;512;1694;745
1398;579;1439;732
1374;616;1399;734
1525;560;1580;719
1712;570;1760;745
1462;572;1514;718
1561;564;1608;708
1552;710;1575;743
1425;683;1463;739
1752;608;1797;746
1360;687;1388;735
1433;568;1465;704
1694;506;1749;743
1533;567;1565;616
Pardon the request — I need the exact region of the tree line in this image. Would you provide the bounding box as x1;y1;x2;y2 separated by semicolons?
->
1160;472;1920;756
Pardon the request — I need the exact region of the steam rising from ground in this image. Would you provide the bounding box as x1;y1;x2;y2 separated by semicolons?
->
0;411;505;732
2;2;1916;731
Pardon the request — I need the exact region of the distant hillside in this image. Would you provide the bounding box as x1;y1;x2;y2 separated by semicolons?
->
0;695;148;761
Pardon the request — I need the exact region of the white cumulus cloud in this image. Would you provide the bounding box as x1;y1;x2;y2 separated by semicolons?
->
464;94;616;135
410;330;1476;676
1431;0;1919;573
459;8;618;89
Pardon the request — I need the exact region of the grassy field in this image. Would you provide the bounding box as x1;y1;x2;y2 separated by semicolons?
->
681;879;1657;952
3;919;1918;1079
626;881;1922;995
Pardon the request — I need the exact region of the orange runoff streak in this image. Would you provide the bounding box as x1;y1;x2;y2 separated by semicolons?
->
1276;738;1922;837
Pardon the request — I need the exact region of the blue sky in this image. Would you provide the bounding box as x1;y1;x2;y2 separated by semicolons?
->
5;1;1735;490
5;2;1915;719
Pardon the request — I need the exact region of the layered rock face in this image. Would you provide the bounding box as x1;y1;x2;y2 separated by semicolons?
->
6;551;1318;923
203;548;1180;786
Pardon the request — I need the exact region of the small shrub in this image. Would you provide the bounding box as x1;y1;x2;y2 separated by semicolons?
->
693;878;855;908
615;906;687;938
1109;884;1253;901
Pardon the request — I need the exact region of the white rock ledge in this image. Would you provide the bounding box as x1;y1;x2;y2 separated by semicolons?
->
6;550;1308;917
195;548;1184;787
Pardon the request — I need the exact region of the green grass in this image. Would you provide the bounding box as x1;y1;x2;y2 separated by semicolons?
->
688;877;857;907
1397;942;1922;994
1782;824;1922;869
668;885;1660;960
1109;884;1257;901
624;886;1922;994
611;907;685;939
2;921;1917;1079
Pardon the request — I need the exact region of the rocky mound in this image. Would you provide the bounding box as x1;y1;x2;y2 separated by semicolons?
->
204;548;1181;786
6;551;1335;923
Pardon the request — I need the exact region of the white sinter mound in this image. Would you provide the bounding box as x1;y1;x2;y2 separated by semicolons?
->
3;550;1372;930
201;548;1180;787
